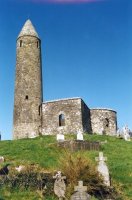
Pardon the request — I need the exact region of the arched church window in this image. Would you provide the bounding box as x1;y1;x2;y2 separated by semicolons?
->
59;114;65;126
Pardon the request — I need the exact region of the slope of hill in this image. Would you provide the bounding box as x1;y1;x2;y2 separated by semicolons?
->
0;134;131;200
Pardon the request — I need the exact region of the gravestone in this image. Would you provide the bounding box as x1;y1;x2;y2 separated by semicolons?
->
30;131;37;138
53;171;66;200
77;130;84;141
95;152;110;186
0;156;4;163
122;125;131;141
57;133;65;142
70;181;91;200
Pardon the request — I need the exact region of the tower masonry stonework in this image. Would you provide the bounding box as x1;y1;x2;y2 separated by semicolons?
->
13;20;43;139
13;20;117;139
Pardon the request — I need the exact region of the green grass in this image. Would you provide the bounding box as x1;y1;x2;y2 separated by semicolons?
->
0;134;131;199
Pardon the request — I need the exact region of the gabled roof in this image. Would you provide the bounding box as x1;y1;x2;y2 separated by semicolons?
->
18;19;39;39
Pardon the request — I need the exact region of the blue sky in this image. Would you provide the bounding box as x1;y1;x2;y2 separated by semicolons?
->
0;0;132;140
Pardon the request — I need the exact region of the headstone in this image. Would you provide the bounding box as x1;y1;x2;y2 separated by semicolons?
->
0;156;4;163
122;125;131;141
30;132;37;138
53;171;66;200
57;133;65;142
95;152;110;186
70;181;91;200
77;130;84;141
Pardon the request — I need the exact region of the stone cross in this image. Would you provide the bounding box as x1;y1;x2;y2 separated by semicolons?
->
53;171;66;200
77;130;84;141
74;181;87;192
95;152;107;162
70;181;91;200
95;152;110;186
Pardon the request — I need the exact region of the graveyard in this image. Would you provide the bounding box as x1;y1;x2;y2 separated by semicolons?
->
0;134;131;200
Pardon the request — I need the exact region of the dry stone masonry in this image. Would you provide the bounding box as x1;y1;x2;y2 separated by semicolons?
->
13;20;43;139
13;20;117;139
42;98;91;135
90;109;117;136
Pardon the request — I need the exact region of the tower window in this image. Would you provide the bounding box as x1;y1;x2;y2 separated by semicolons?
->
59;114;65;126
37;41;39;48
25;95;28;100
39;105;41;115
20;40;23;47
104;118;109;127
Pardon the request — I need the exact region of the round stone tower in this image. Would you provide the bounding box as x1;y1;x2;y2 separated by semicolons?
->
90;108;117;136
13;19;43;139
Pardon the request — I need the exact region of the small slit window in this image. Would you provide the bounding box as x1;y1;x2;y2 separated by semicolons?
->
25;95;28;100
20;40;23;47
59;114;65;127
39;105;41;116
37;41;39;48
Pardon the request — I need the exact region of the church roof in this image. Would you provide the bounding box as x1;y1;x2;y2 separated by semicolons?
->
18;19;39;39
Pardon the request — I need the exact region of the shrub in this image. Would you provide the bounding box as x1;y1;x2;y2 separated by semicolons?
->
59;151;121;199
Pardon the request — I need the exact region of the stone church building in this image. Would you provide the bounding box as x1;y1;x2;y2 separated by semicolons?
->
13;20;117;139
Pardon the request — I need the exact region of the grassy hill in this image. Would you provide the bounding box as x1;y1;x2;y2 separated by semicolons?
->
0;134;131;200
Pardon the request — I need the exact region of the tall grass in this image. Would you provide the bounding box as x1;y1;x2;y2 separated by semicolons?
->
0;134;131;199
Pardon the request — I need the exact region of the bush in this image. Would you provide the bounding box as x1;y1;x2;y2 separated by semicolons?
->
59;151;121;199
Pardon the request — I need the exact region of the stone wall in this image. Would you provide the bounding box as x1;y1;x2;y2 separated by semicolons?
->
81;100;92;133
42;98;91;135
57;140;100;151
90;108;117;136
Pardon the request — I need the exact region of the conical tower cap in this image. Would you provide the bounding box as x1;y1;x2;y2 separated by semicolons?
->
18;19;39;39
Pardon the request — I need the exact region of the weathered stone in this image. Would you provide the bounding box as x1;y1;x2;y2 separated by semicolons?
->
90;108;117;136
95;152;110;186
77;130;84;141
13;20;43;139
13;20;118;140
122;125;131;141
53;171;66;200
57;133;65;142
42;98;91;135
70;181;91;200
